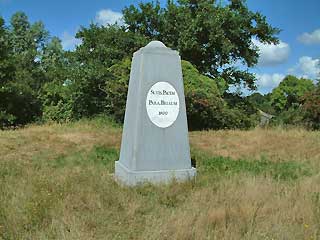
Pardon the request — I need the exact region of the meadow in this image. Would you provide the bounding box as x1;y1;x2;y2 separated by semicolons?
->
0;117;320;239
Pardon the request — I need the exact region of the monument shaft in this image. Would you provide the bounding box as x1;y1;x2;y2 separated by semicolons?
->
115;41;196;185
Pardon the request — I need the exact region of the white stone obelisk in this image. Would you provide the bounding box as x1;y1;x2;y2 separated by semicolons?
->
115;41;196;186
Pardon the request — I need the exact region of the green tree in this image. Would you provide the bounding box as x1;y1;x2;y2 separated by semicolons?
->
247;92;275;114
123;0;279;90
0;16;16;127
10;12;49;91
60;24;148;120
0;12;50;127
270;75;315;113
41;37;66;81
0;16;13;83
302;83;320;129
75;24;148;68
268;75;316;127
39;37;75;122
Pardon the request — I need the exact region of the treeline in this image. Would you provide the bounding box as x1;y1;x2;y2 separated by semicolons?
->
248;76;319;129
0;1;319;130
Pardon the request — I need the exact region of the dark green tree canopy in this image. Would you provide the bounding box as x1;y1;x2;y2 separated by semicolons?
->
123;0;280;90
75;24;148;68
0;16;13;84
2;9;318;130
0;12;50;127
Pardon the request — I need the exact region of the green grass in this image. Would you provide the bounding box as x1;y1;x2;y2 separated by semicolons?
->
1;118;320;239
48;145;119;172
197;154;312;181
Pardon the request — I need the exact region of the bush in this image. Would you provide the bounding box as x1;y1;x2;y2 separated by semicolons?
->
270;75;315;113
183;61;228;130
0;110;16;129
41;62;112;123
104;58;131;123
0;82;41;128
41;81;74;123
270;105;306;127
303;85;320;130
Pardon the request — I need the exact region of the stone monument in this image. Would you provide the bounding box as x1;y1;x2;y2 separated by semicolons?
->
115;40;196;186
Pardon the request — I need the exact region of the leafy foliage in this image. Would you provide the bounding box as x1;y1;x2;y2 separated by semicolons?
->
104;58;131;123
1;9;318;130
247;92;275;114
182;60;225;129
41;81;74;122
75;24;148;69
303;83;320;129
0;13;48;128
270;75;315;113
0;82;41;127
183;61;257;129
265;75;316;127
123;0;280;90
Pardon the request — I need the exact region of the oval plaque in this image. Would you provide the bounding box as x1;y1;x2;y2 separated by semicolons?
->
146;82;180;128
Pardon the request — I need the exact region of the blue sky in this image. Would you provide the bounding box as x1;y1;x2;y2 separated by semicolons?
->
1;0;319;94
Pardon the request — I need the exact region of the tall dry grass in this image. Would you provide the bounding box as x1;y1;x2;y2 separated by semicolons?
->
0;119;319;239
190;127;320;167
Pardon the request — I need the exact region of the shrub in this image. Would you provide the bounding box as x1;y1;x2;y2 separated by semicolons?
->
41;81;74;123
183;60;229;130
270;105;306;127
302;85;320;130
104;58;131;123
270;75;315;113
0;82;41;128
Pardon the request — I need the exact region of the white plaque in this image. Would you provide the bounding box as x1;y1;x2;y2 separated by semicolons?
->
146;82;180;128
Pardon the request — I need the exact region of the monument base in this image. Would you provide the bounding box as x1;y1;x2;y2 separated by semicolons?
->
115;161;196;186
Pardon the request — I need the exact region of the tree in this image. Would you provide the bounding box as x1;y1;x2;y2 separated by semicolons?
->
268;75;316;127
75;24;148;68
0;16;16;128
0;17;12;83
57;24;148;120
303;83;320;129
270;75;315;113
0;12;50;127
104;58;132;122
247;92;275;114
40;37;68;83
10;12;49;91
39;37;75;122
122;0;279;91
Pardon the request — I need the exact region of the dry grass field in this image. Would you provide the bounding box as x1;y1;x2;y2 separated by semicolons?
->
1;117;320;239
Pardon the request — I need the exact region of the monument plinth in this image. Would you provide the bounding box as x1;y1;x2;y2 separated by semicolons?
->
115;41;196;186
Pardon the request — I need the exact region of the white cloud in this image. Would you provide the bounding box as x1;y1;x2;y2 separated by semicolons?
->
256;73;285;93
298;56;320;78
298;28;320;45
252;39;290;66
288;56;320;79
96;9;123;26
61;32;82;50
